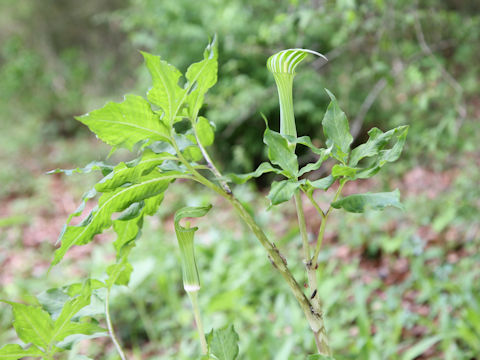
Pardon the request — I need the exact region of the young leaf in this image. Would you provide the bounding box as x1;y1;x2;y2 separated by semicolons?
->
322;89;353;163
207;325;240;360
142;51;186;124
331;189;404;213
263;128;298;177
52;171;178;266
186;37;218;118
195;116;215;147
76;95;170;151
225;162;283;184
1;302;54;351
267;180;301;206
0;344;44;359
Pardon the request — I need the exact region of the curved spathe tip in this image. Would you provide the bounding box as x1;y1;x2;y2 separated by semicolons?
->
267;48;328;74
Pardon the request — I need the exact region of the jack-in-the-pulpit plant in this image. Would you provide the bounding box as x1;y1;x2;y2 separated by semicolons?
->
0;38;407;359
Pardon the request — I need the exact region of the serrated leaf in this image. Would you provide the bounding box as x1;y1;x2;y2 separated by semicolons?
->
331;189;404;213
225;162;283;184
186;37;218;117
322;89;352;163
0;344;43;359
195;116;215;147
263;129;298;177
207;325;239;360
267;180;301;206
76;95;170;151
1;302;54;350
106;257;133;288
349;125;409;167
142;51;186;124
52;171;178;266
95;150;175;192
47;161;114;176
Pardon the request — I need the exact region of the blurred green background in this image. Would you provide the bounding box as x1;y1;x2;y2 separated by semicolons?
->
0;0;479;358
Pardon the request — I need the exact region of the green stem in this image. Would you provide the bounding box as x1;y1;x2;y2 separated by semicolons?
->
294;191;311;261
172;134;330;354
105;288;127;360
188;291;208;355
312;180;346;268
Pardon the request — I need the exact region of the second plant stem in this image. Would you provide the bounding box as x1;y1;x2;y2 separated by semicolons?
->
294;191;331;355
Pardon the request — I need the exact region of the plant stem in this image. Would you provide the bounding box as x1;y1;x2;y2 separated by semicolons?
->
294;191;330;354
105;288;127;360
188;291;208;355
294;191;311;262
174;135;330;354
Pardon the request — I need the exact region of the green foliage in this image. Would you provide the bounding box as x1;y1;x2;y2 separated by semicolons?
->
0;282;106;359
331;190;404;213
206;325;239;360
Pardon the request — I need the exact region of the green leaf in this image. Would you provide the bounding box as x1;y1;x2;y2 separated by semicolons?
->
331;164;359;179
267;180;301;206
207;325;239;360
106;257;133;288
263;128;298;177
331;189;404;213
95;150;174;192
1;302;54;350
0;344;43;359
47;161;113;176
52;171;178;266
225;162;283;184
195;116;215;147
174;205;212;291
349;125;409;167
322;89;353;163
142;51;186;124
186;37;218;117
76;95;170;151
307;175;335;190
